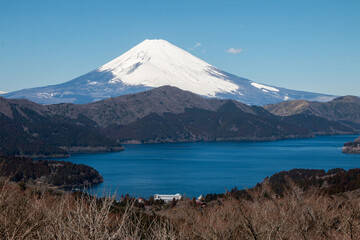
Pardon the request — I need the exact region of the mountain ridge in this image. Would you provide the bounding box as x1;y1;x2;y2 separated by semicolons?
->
47;86;257;127
264;96;360;127
1;86;356;157
0;96;124;157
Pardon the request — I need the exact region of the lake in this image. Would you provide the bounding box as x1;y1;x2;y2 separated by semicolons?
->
59;135;360;198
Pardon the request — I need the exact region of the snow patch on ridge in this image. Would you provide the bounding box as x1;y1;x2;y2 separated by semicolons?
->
37;92;56;98
251;82;279;92
87;81;99;85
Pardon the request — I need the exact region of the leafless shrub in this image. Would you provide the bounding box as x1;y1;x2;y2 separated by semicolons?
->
166;180;360;240
1;177;360;239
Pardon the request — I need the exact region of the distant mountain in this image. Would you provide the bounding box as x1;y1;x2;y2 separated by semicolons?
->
0;96;123;158
264;96;360;130
46;86;355;143
104;112;354;144
0;87;355;157
0;91;7;95
47;86;258;126
4;39;335;105
280;114;356;136
101;101;346;144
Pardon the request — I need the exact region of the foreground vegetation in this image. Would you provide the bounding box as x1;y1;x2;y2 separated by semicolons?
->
2;168;360;239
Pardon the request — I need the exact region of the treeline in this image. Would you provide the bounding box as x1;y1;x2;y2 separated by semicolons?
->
0;156;103;188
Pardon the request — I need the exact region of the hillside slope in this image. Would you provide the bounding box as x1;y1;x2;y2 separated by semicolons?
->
0;87;355;157
47;86;256;127
0;97;124;158
264;96;360;129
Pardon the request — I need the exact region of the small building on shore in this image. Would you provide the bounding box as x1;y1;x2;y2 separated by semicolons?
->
197;194;204;201
154;193;182;203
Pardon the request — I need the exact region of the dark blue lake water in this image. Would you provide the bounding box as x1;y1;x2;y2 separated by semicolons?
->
59;135;360;198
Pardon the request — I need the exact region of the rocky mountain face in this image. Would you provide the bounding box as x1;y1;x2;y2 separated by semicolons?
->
4;39;335;105
264;96;360;130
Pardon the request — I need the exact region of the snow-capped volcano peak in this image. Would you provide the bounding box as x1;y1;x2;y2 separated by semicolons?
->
98;39;239;97
4;39;336;105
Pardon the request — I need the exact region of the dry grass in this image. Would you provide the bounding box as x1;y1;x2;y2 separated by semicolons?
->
1;179;360;239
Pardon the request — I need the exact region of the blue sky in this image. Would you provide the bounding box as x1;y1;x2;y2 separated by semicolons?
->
0;0;359;96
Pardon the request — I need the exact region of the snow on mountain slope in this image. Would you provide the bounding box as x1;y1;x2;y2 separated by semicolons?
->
4;39;336;105
0;91;7;95
99;39;239;97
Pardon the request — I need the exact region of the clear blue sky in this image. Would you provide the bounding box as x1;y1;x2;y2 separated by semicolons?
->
0;0;359;96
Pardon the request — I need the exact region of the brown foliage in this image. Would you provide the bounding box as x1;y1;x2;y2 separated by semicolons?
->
0;180;176;239
1;178;360;239
166;182;360;240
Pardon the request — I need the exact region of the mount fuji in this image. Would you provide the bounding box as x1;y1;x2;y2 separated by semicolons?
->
4;39;335;105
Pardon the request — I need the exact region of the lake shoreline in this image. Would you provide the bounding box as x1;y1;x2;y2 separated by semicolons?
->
56;134;360;198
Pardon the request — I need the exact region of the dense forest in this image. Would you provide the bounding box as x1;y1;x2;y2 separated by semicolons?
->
0;156;103;188
0;97;124;157
103;101;355;144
